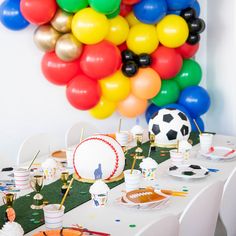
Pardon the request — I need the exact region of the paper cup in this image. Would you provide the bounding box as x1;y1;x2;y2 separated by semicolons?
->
124;169;141;192
141;168;157;180
14;168;30;190
66;147;75;168
170;149;184;166
200;133;213;153
43;204;65;229
116;131;129;147
91;193;108;207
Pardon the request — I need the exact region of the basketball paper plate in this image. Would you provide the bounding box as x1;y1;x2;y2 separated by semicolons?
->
73;135;125;182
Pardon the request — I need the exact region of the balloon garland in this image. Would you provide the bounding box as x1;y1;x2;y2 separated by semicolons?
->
0;0;209;126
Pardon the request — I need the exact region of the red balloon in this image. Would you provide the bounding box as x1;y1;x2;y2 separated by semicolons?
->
66;75;101;110
118;42;128;51
151;46;183;80
80;40;122;80
176;43;200;59
122;0;141;5
41;52;81;86
120;3;132;17
20;0;57;25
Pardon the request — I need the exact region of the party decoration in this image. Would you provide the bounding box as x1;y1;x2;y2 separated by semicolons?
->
122;0;141;5
176;42;199;59
180;7;196;21
106;6;120;19
126;11;141;27
151;45;183;79
80;40;121;79
166;0;196;11
127;23;159;54
121;49;137;62
34;25;61;52
173;59;202;89
20;0;57;25
151;80;180;107
188;17;205;34
89;0;121;14
178;85;211;117
187;33;200;45
0;0;29;30
105;15;129;45
71;8;109;44
41;52;81;85
66;74;101;110
122;61;139;77
117;94;147;118
120;3;132;17
89;97;116;119
133;0;167;24
192;1;200;17
50;9;73;33
56;0;88;13
145;104;161;123
73;135;125;181
131;68;161;99
55;33;83;62
137;54;152;68
100;70;131;102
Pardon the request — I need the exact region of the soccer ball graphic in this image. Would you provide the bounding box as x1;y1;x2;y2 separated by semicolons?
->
148;108;191;147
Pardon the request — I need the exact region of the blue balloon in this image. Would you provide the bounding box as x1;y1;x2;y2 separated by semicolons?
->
134;0;167;24
167;10;181;15
145;103;161;123
191;1;200;17
166;0;196;11
0;0;29;31
178;86;211;118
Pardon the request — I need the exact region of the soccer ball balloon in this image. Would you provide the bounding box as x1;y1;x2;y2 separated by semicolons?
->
148;108;191;147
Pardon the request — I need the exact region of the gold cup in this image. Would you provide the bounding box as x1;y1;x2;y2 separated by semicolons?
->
61;171;69;195
2;193;16;208
30;175;44;209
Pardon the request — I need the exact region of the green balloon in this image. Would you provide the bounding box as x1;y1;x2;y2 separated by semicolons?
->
89;0;121;14
151;80;180;107
106;6;120;19
57;0;88;13
173;59;202;90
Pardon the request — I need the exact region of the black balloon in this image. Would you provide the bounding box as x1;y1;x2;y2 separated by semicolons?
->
187;34;201;45
180;7;197;21
122;61;138;77
137;53;152;68
121;49;137;63
188;18;206;34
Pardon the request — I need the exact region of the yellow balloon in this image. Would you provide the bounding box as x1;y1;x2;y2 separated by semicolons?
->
126;11;140;27
100;70;131;102
127;23;159;54
105;15;129;45
89;97;116;119
156;15;189;48
72;8;109;45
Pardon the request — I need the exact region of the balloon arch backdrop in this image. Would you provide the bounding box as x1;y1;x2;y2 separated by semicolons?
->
0;0;209;130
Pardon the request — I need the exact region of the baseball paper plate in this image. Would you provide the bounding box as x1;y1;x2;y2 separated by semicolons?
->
168;164;209;179
201;146;236;160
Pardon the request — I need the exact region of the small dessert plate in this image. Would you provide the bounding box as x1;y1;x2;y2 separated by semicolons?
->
168;164;209;179
51;150;67;162
201;146;236;160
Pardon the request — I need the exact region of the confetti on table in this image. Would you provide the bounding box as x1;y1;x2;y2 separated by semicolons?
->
160;154;166;156
33;220;41;224
26;194;31;197
115;219;120;222
129;224;136;228
79;191;87;195
30;219;35;222
32;212;39;216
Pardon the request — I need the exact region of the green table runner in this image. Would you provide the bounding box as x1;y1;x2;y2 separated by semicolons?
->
0;133;199;234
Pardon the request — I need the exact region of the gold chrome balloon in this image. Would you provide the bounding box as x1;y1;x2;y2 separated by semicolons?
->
55;33;83;62
34;25;61;52
51;9;73;33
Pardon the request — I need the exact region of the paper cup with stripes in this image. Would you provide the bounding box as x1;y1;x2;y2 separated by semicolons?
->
14;168;30;190
43;204;65;229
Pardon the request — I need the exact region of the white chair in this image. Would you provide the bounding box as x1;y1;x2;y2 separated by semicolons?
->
65;122;100;147
135;215;179;236
17;133;61;166
179;181;224;236
219;167;236;236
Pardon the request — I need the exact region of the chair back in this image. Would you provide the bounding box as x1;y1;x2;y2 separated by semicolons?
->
179;181;224;236
136;214;179;236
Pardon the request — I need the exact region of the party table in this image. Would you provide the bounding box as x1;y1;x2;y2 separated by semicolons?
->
1;133;236;236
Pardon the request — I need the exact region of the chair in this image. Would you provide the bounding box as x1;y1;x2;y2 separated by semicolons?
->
219;167;236;236
17;133;61;166
179;181;224;236
65;122;100;147
135;214;179;236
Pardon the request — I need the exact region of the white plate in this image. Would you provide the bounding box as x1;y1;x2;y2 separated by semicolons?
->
201;146;236;160
168;164;209;179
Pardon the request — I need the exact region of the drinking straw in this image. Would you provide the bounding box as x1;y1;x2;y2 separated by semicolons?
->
27;150;40;170
59;178;74;210
130;154;137;174
80;128;84;143
193;119;202;135
118;118;122;133
177;140;179;153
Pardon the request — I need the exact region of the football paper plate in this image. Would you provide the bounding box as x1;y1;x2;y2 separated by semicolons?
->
201;146;236;160
51;150;67;162
168;164;209;179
